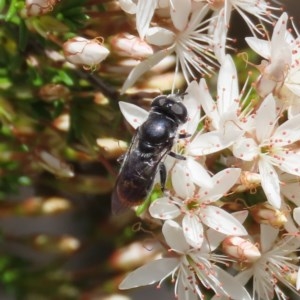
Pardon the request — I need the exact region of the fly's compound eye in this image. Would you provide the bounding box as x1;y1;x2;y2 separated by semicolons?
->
170;102;188;124
151;94;188;124
151;95;167;108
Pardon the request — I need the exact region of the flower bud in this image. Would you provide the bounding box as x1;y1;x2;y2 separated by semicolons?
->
41;197;72;214
233;171;261;193
35;150;74;178
110;33;153;59
96;138;128;159
52;113;70;131
33;234;80;254
110;241;161;271
63;37;110;69
39;83;70;102
25;0;59;17
222;236;261;263
249;202;287;228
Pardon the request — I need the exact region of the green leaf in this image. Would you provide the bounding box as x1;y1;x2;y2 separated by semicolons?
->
53;70;74;86
18;19;28;51
5;0;22;21
0;0;6;13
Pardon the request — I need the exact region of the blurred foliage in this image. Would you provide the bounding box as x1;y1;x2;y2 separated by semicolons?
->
0;1;142;299
0;0;267;299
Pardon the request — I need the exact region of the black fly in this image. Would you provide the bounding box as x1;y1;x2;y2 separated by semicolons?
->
111;94;188;214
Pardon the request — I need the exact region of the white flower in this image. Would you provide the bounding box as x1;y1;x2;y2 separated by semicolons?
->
188;55;250;156
246;13;292;99
120;220;251;300
25;0;59;16
236;224;300;300
119;0;192;39
63;37;110;68
232;93;300;209
205;0;279;36
196;0;280;62
121;4;216;93
245;12;300;119
149;168;248;248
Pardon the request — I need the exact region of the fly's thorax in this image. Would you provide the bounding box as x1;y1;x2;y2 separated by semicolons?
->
138;113;177;151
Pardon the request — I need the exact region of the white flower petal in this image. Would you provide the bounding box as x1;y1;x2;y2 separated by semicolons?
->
146;27;175;46
217;55;239;114
162;220;190;253
182;81;202;134
198;78;220;127
119;257;179;289
201;168;241;203
260;224;279;253
245;36;270;59
170;0;191;31
293;207;300;226
213;266;252;300
119;101;148;129
255;94;277;143
280;172;300;206
272;114;300;146
230;211;249;225
186;158;213;189
189;131;233;156
213;8;227;63
274;152;300;177
149;197;181;220
177;276;198;300
118;0;137;14
284;212;299;235
205;211;249;251
232;137;259;161
182;214;204;249
171;161;195;199
271;13;288;51
297;265;300;291
136;0;158;39
121;46;174;93
258;158;281;209
201;206;248;236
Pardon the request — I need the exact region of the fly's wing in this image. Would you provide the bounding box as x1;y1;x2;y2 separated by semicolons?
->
111;132;140;214
111;134;171;214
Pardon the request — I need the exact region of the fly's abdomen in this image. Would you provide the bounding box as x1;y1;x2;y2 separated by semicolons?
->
111;154;156;214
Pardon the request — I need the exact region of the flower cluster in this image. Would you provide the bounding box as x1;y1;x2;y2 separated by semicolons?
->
115;3;300;300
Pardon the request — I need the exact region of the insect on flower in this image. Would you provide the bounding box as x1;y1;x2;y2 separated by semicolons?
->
111;94;188;214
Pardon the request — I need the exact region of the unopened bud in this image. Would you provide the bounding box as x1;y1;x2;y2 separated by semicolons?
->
42;197;72;214
250;202;287;228
110;241;161;271
52;113;70;131
25;0;59;17
57;236;80;254
96;138;128;159
111;33;153;59
234;171;261;193
222;236;261;263
39;83;70;102
63;37;110;69
34;234;80;254
36;150;74;178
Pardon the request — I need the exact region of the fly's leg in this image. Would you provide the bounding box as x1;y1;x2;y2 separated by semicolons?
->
169;151;186;160
178;132;191;139
159;162;167;192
